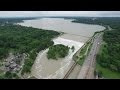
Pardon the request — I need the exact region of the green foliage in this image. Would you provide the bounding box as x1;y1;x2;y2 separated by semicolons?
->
0;17;37;24
0;24;60;75
0;24;59;55
96;63;120;79
21;59;32;74
0;69;19;79
71;17;120;29
0;71;19;79
0;48;8;59
96;29;120;72
47;44;69;60
76;41;92;65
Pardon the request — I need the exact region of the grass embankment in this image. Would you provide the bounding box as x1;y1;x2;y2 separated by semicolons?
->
96;63;120;79
74;32;100;66
74;40;93;65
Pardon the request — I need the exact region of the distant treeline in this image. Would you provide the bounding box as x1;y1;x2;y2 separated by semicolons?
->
97;29;120;72
0;17;38;24
71;17;120;29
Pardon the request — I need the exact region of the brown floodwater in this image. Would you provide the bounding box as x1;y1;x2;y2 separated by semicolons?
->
18;18;105;79
18;18;105;43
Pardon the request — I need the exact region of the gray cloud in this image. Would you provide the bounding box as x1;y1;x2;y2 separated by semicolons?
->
98;11;120;17
0;11;120;17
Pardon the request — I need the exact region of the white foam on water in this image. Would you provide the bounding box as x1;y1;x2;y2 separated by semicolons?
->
31;37;84;79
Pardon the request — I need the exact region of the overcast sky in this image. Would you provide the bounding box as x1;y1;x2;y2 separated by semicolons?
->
0;11;120;17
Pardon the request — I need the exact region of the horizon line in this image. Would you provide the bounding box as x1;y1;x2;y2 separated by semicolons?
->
0;16;120;18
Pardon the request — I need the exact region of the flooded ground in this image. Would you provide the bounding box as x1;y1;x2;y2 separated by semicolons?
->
18;18;105;79
31;37;84;79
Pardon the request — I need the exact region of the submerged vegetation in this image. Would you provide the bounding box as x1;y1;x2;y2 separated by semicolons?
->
47;44;69;60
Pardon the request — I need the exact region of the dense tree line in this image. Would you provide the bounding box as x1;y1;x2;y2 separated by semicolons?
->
47;44;69;60
0;17;38;24
97;29;120;72
0;24;60;75
68;17;120;29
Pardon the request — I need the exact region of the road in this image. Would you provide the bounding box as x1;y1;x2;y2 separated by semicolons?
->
77;33;103;79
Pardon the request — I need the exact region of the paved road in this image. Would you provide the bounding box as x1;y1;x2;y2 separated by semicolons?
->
86;33;103;79
77;33;103;79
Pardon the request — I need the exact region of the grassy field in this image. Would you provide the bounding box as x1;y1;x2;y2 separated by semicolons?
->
96;63;120;79
76;41;92;65
77;56;85;65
